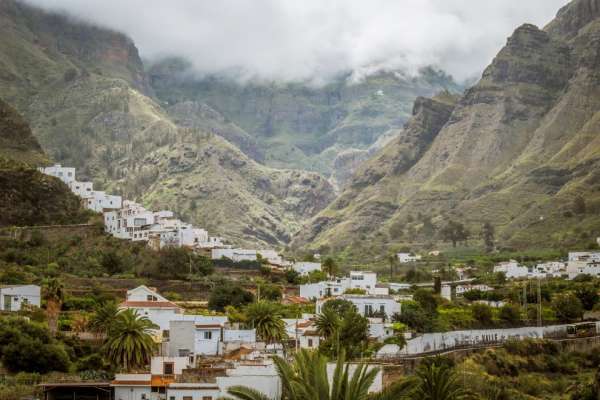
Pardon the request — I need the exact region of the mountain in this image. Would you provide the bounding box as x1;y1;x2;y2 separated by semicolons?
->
148;60;462;185
0;98;89;227
292;0;600;260
0;0;334;247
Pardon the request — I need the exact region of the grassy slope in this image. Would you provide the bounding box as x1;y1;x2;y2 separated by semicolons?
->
148;60;462;176
293;0;600;261
0;97;90;227
0;0;334;247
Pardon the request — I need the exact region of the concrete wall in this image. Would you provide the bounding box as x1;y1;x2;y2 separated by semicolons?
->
169;320;195;357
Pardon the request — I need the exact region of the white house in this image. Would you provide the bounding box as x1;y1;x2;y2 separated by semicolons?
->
292;262;322;276
530;261;566;278
212;248;258;262
39;164;76;184
397;253;422;263
567;261;600;279
299;271;388;300
0;285;41;311
317;294;401;319
493;260;528;279
119;286;183;334
256;250;288;266
568;251;600;262
39;164;122;212
168;315;255;358
389;282;412;291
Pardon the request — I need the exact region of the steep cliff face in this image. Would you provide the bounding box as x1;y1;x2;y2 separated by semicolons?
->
293;0;600;259
0;0;334;246
148;60;462;180
0;98;46;165
0;99;89;227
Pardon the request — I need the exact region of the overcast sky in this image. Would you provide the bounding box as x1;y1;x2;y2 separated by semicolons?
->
25;0;569;84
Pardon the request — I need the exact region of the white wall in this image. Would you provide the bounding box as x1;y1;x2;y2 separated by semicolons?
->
0;285;41;311
151;356;191;375
293;262;322;276
195;327;221;355
224;329;256;343
113;386;151;400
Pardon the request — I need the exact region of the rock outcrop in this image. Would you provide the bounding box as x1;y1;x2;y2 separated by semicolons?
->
292;0;600;260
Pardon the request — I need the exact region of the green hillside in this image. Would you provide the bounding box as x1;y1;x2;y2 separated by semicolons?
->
148;59;462;180
292;0;600;261
0;0;334;247
0;98;90;227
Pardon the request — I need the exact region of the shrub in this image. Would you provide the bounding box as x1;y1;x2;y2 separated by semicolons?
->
498;304;521;326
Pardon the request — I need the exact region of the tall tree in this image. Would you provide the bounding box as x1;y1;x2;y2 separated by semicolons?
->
315;307;341;340
481;222;495;253
104;309;157;371
322;257;338;278
42;278;64;336
413;361;471;400
245;301;287;345
89;301;119;336
440;221;469;248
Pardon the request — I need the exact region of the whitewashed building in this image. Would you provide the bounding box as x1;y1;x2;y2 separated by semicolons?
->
567;260;600;279
0;285;41;311
568;251;600;262
493;260;528;279
292;262;322;276
119;286;183;334
397;253;422;263
317;294;401;319
212;248;258;262
299;271;388;300
168;316;256;358
39;164;122;212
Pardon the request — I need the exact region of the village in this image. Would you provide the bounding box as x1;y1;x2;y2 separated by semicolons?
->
0;166;587;399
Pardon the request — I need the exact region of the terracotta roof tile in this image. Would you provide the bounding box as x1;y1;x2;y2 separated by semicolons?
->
120;300;180;308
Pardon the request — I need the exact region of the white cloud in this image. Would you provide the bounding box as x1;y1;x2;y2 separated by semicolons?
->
24;0;569;83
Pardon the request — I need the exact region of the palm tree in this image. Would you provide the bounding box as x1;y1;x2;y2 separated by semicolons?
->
322;257;337;278
89;301;119;336
104;309;157;371
315;307;340;339
413;361;472;400
387;254;397;280
245;301;287;345
42;278;64;336
223;350;402;400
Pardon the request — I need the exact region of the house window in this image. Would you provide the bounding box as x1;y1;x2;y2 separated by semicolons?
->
147;295;157;301
379;305;385;314
163;362;174;375
162;330;170;339
178;349;190;357
308;339;313;347
364;304;373;315
204;331;212;340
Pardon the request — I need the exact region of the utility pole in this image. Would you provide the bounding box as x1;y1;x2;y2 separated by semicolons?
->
523;282;528;324
538;279;542;326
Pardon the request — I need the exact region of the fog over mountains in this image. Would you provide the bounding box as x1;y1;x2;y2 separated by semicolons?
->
24;0;567;83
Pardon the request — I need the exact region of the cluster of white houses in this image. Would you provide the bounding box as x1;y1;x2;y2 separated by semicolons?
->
39;164;122;212
493;251;600;280
102;285;385;400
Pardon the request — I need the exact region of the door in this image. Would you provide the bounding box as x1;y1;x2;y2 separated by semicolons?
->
3;295;11;311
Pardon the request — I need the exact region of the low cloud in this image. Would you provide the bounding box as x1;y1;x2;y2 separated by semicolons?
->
25;0;568;83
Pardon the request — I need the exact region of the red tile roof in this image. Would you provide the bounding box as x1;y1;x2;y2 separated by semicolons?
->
120;300;180;308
